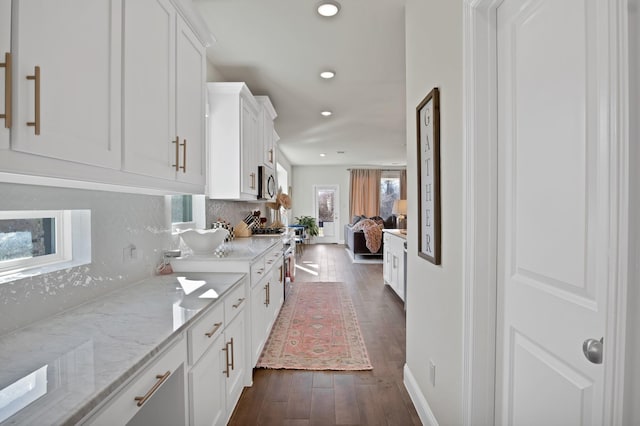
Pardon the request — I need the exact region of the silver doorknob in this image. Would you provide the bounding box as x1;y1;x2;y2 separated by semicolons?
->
582;337;603;364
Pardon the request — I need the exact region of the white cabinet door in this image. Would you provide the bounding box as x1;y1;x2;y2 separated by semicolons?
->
250;278;268;366
0;0;10;149
189;334;226;426
241;97;259;196
255;96;277;169
11;0;122;169
175;17;205;186
224;311;246;416
208;83;259;200
122;0;176;180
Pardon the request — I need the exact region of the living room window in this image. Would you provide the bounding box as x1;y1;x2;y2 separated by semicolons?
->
380;171;401;218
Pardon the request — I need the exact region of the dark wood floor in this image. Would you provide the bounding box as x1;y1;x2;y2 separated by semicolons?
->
228;244;421;426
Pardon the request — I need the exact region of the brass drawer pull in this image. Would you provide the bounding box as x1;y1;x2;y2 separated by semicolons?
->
134;371;171;407
268;148;273;163
205;322;223;338
0;52;11;128
222;342;230;377
230;337;235;370
180;139;187;172
172;136;180;171
26;66;40;135
264;284;269;306
266;282;270;306
232;297;245;309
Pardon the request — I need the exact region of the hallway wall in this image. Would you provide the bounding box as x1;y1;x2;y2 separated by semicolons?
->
404;0;464;424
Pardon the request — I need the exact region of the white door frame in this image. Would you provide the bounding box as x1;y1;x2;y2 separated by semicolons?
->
313;184;340;244
461;1;630;424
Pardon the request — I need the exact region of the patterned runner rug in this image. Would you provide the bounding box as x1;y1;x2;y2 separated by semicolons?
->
256;282;373;371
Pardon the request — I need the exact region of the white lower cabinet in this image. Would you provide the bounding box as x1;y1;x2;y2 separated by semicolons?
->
189;333;226;426
188;280;247;426
383;231;405;301
85;337;188;426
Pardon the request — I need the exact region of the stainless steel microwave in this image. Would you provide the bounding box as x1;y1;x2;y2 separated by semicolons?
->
258;166;276;199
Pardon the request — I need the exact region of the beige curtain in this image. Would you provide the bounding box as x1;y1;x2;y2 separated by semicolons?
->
349;169;381;218
400;169;407;199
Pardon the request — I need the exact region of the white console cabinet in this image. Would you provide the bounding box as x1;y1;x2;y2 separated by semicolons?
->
383;231;406;301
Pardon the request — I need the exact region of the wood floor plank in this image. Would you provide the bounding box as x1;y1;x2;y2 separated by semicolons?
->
286;371;313;419
309;387;336;426
333;374;360;425
312;371;334;389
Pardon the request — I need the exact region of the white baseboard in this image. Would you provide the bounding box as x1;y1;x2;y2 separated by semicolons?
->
404;364;439;426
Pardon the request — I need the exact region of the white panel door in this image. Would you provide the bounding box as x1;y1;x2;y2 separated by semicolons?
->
241;98;258;196
122;0;176;180
497;0;609;424
0;0;10;149
314;185;339;244
175;16;205;186
11;0;121;168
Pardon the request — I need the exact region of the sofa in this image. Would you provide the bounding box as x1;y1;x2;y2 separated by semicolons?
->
344;215;396;257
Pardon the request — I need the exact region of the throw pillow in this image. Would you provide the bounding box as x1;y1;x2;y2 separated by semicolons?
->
369;216;385;228
351;215;364;225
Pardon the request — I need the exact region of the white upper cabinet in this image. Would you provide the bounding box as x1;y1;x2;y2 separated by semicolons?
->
11;0;122;169
207;82;260;200
255;96;277;170
0;0;210;193
175;18;206;185
0;0;11;150
122;0;205;188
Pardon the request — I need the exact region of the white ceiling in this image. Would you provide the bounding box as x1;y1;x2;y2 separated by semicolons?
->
194;0;407;167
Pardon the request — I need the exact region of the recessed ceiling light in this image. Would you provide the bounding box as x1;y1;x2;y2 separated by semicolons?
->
317;1;340;17
321;111;332;117
320;153;327;157
320;70;335;79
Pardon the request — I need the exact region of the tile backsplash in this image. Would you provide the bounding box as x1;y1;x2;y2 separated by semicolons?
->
0;184;278;336
0;183;171;335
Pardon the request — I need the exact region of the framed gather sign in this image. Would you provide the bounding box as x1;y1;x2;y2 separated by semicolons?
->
416;87;441;264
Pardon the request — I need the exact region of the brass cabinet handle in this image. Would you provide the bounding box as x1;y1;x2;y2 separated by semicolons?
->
268;148;273;163
232;297;245;309
26;66;40;135
264;284;269;306
279;265;283;282
230;337;235;370
134;371;171;407
0;52;11;128
267;282;270;306
222;342;230;378
250;172;256;189
172;136;179;171
205;321;223;338
181;139;187;173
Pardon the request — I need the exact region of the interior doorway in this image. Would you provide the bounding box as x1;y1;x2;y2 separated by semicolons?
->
313;185;339;244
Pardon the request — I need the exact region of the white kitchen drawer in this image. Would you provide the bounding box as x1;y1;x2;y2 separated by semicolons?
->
188;302;224;365
85;336;187;426
250;258;266;286
224;283;247;323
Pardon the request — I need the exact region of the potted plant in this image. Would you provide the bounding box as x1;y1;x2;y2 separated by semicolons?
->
294;215;319;238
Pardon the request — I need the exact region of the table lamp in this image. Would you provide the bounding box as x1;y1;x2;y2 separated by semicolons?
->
392;199;407;230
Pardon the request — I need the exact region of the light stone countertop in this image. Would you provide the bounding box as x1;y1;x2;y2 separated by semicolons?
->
0;272;245;426
383;229;408;239
176;235;283;263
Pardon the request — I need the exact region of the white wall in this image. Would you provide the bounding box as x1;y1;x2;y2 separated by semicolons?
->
404;1;464;424
291;166;350;243
624;0;639;424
